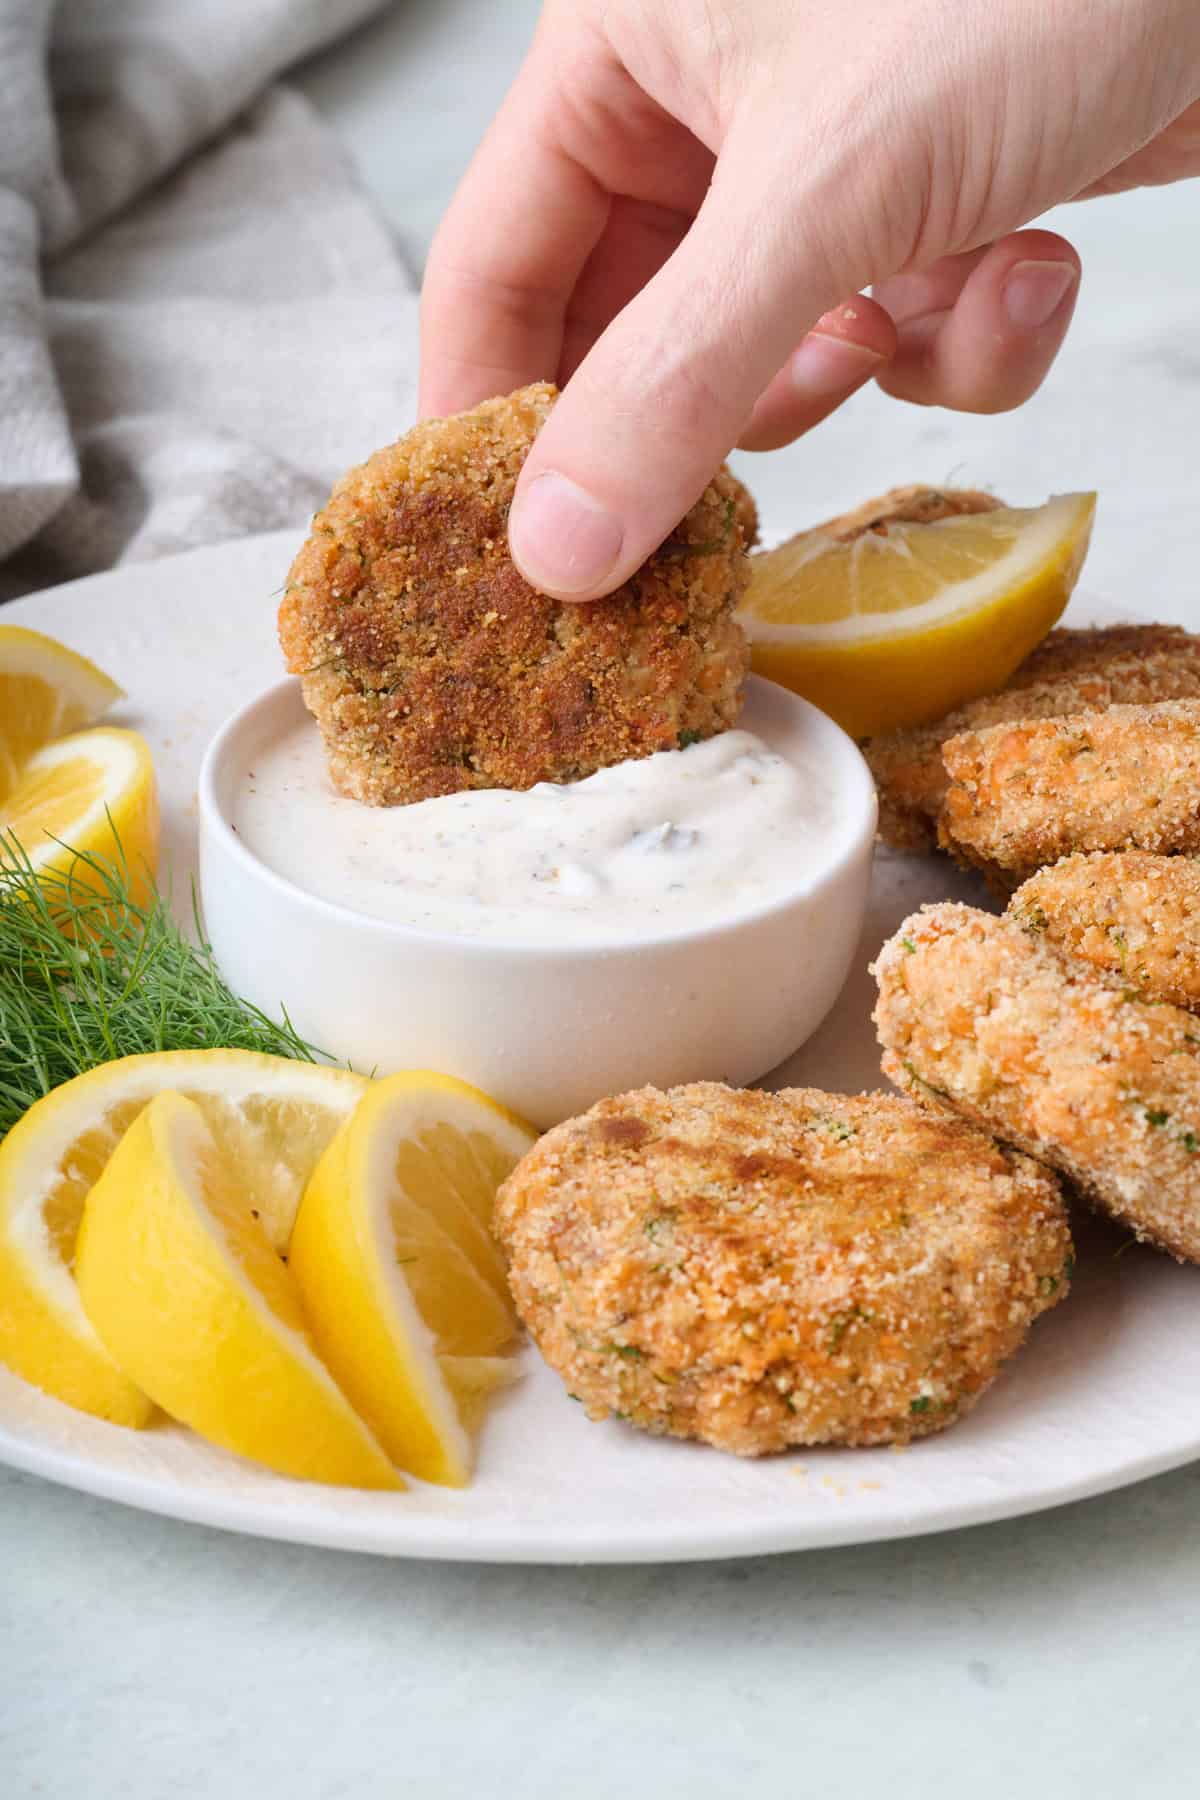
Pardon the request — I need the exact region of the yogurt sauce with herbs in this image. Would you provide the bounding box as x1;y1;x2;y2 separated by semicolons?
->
234;724;836;945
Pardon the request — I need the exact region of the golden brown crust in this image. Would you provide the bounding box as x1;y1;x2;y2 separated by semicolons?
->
865;625;1200;852
278;383;753;805
494;1082;1070;1456
938;699;1200;890
1011;852;1200;1012
873;903;1200;1262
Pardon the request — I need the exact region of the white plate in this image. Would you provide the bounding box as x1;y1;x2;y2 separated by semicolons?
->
2;533;1197;1563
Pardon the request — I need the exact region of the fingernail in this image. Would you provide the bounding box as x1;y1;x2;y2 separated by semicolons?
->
791;330;885;396
509;471;624;597
1003;260;1077;330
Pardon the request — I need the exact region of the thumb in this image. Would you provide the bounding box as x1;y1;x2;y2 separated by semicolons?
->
508;158;847;600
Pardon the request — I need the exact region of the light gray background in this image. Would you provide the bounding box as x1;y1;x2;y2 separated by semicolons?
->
5;3;1200;1794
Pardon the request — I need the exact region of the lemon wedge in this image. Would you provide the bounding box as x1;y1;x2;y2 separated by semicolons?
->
0;727;160;906
0;1050;366;1425
0;625;123;804
739;489;1096;737
289;1072;537;1486
75;1092;399;1488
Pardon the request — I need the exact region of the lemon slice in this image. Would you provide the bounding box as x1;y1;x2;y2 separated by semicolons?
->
0;727;160;906
739;490;1096;737
0;626;123;804
0;1050;366;1424
75;1092;399;1488
289;1072;537;1486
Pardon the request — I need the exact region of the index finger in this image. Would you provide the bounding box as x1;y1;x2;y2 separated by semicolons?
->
419;50;609;420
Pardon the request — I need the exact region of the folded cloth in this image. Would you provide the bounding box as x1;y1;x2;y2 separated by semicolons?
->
0;0;419;598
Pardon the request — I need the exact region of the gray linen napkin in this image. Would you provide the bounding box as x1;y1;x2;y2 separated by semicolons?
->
0;0;419;599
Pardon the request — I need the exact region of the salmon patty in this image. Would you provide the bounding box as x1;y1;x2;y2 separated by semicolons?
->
938;699;1200;890
495;1082;1070;1455
278;383;752;805
865;624;1200;852
874;902;1200;1263
1011;851;1200;1012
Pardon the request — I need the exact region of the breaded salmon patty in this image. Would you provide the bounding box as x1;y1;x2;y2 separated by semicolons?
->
1011;851;1200;1012
494;1083;1070;1456
278;383;752;806
874;902;1200;1263
938;698;1200;890
864;624;1200;852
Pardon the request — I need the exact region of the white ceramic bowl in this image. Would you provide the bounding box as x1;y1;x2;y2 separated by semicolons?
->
198;676;877;1127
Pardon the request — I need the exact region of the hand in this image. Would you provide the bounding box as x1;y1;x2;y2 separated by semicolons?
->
420;0;1200;599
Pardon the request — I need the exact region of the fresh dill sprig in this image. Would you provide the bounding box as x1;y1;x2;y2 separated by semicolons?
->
0;828;322;1138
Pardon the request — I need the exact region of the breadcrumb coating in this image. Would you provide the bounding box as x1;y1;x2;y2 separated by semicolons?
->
874;903;1200;1263
865;625;1200;851
1011;852;1200;1012
938;699;1200;891
494;1082;1070;1456
278;383;753;805
815;483;1000;542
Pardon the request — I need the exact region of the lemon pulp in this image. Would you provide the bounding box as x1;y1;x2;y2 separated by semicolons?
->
0;728;160;906
739;491;1096;737
289;1071;537;1486
0;625;123;804
0;1051;366;1424
75;1092;399;1488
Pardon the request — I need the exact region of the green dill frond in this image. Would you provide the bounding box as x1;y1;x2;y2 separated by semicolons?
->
0;830;322;1138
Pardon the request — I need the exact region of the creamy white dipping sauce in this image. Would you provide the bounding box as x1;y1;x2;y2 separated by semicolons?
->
233;725;837;945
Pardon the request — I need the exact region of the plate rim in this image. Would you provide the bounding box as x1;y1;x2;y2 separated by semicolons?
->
1;1401;1197;1563
2;534;1196;1563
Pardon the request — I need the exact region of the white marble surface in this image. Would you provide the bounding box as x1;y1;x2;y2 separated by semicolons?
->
6;3;1200;1793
